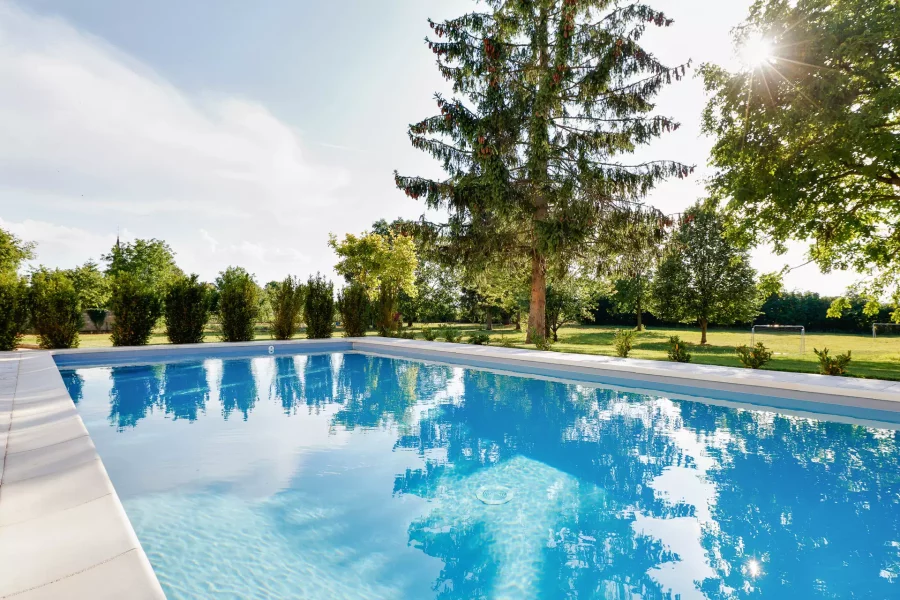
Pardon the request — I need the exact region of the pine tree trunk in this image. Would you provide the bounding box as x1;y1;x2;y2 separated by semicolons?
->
514;310;522;330
525;250;547;343
485;307;493;331
700;317;708;345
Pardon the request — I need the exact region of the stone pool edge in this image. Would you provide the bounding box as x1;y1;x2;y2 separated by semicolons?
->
1;337;898;598
0;351;165;599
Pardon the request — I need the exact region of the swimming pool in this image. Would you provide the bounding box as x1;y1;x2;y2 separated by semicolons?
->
60;350;900;599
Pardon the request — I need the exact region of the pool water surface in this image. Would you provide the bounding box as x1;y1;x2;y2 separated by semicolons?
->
61;352;900;599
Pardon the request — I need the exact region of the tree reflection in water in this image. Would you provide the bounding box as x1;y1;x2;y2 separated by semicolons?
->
79;353;900;598
108;364;163;430
220;359;258;421
162;362;209;422
61;370;85;404
678;402;900;599
272;356;304;414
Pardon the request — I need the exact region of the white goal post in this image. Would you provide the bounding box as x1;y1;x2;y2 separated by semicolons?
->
751;325;806;353
873;323;900;339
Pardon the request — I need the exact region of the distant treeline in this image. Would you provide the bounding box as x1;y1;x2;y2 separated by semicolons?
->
589;292;894;333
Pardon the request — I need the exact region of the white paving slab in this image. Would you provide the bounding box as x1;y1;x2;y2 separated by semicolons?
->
0;351;164;599
352;338;900;409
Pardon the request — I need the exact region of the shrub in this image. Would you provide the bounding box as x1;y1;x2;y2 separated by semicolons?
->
667;335;691;363
217;267;260;342
439;324;462;343
270;276;306;340
86;308;108;332
421;327;437;341
614;329;637;358
29;268;82;349
530;327;553;351
165;274;211;344
397;329;416;340
735;343;773;369
305;273;335;339
469;332;490;345
109;273;163;346
0;275;28;350
337;281;369;338
498;335;515;348
814;347;852;376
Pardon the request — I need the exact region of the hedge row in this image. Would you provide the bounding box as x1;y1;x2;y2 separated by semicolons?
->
0;269;345;350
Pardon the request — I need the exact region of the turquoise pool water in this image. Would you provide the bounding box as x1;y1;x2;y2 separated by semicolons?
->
62;352;900;599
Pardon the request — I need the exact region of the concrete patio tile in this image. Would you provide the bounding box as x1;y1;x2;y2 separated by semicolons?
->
6;408;88;454
8;549;165;600
1;434;96;484
6;394;73;419
0;494;138;598
0;458;115;527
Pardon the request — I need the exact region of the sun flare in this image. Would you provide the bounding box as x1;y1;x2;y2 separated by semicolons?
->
739;36;774;68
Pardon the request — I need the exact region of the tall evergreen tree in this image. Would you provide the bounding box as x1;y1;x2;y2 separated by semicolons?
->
396;0;691;342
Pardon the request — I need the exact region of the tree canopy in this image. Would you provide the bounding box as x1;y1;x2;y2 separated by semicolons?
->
701;0;900;313
65;260;109;309
651;204;759;344
103;238;182;294
0;227;35;276
330;230;417;334
396;0;691;342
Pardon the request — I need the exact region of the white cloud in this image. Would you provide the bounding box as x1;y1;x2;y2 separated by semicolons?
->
0;1;346;281
0;216;117;270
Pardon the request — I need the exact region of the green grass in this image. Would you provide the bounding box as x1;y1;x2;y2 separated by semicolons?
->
408;323;900;381
22;323;900;381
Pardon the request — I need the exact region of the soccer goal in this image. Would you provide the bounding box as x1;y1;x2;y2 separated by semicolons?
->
873;323;900;339
751;324;806;353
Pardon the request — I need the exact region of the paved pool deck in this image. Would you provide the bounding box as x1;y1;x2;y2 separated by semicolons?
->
1;337;898;598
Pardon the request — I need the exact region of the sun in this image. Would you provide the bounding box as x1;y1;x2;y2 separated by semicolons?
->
739;36;774;68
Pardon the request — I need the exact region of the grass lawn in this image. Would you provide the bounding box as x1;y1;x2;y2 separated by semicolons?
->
409;323;900;381
21;323;900;381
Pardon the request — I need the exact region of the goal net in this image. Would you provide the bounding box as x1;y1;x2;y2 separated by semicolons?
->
751;325;806;353
873;323;900;339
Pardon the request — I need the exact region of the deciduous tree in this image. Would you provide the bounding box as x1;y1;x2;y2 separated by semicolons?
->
330;231;418;335
701;0;900;317
651;204;759;344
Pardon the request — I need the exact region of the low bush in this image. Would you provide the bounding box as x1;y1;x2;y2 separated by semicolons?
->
29;268;82;349
165;274;211;344
109;273;163;346
469;332;490;345
421;327;437;341
217;267;260;342
613;329;637;358
530;327;553;351
305;273;335;339
439;325;462;343
814;347;852;376
0;275;28;350
270;276;306;340
86;308;108;332
735;343;773;369
397;329;416;340
338;281;368;338
498;335;515;348
667;335;691;363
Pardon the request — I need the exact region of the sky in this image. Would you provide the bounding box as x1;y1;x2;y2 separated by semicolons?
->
0;0;859;294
